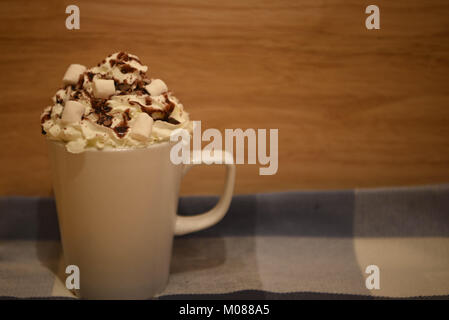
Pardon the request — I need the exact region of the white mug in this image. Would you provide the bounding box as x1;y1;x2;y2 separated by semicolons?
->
47;140;235;299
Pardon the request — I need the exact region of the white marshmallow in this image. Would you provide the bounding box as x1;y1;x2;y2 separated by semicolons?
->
61;100;85;124
92;79;115;99
145;79;168;96
131;113;154;141
62;64;86;86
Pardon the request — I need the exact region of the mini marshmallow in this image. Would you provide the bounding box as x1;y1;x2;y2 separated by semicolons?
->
131;113;154;141
61;100;85;124
145;79;168;96
62;64;86;86
92;79;115;99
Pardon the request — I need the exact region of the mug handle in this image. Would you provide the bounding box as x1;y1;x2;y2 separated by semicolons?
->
174;150;236;236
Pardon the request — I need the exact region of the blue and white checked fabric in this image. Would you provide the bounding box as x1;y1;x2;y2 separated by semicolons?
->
1;184;449;299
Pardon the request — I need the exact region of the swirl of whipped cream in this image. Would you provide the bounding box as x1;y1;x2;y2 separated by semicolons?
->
40;52;192;153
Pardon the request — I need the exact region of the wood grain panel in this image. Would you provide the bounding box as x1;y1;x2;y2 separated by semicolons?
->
0;0;448;196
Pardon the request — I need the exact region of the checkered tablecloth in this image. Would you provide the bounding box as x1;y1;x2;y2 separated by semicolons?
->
1;185;449;299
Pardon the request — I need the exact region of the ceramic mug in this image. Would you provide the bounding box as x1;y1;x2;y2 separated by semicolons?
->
47;140;235;299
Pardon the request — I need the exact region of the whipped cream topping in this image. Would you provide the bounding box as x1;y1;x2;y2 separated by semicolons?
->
40;52;192;153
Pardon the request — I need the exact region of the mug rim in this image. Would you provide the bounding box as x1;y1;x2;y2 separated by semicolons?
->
46;138;172;153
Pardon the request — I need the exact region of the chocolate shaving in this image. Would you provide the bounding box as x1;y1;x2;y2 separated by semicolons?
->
135;80;146;90
76;74;84;88
82;88;93;100
55;95;63;104
41;112;51;124
116;83;132;92
73;90;84;100
87;72;95;81
40;110;52;135
90;97;114;127
97;114;113;127
91;98;111;113
133;80;147;96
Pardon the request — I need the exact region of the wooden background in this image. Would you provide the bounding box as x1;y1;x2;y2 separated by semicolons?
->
0;0;448;196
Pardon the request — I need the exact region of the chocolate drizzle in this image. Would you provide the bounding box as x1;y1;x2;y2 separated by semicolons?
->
129;100;150;111
113;111;129;138
128;93;178;122
167;117;180;125
109;52;140;75
116;51;141;64
164;93;175;114
120;64;137;74
124;108;131;121
113;125;128;138
129;100;163;119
